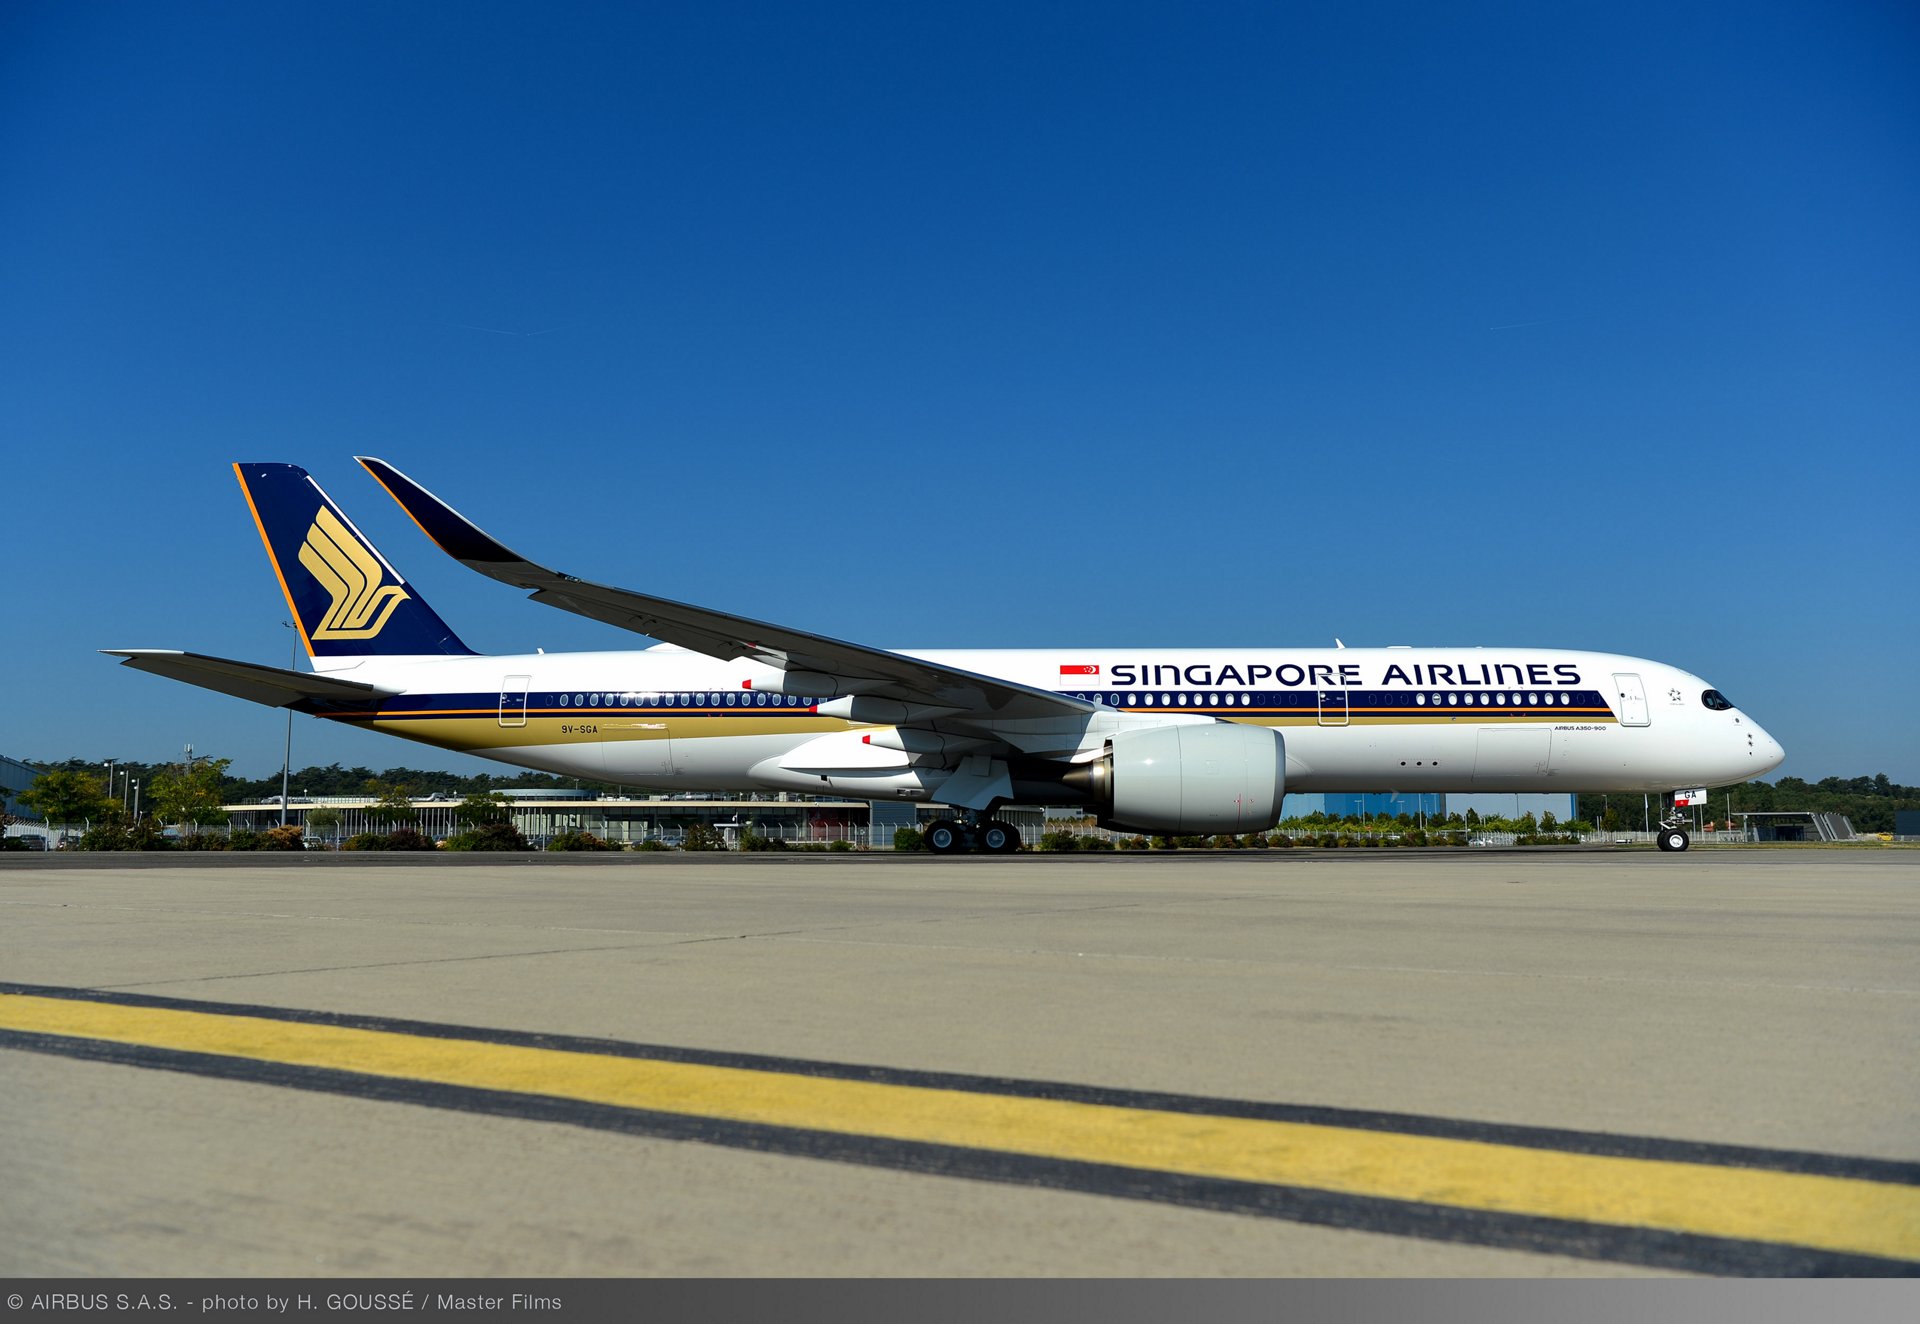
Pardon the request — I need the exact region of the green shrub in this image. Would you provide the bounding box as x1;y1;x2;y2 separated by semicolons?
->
343;829;436;850
261;824;306;850
632;838;672;851
76;824;139;851
892;827;925;853
547;831;614;852
828;839;855;852
1271;833;1294;848
445;822;530;851
1077;834;1115;851
1038;830;1080;852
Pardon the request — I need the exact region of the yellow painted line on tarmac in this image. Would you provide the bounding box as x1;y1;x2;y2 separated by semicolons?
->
4;990;1915;1264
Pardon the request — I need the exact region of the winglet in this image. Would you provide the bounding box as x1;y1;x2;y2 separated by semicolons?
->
355;457;524;567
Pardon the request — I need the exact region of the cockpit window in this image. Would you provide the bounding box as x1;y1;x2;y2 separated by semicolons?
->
1701;689;1734;711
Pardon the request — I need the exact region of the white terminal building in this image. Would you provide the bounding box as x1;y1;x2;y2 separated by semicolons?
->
223;791;1044;850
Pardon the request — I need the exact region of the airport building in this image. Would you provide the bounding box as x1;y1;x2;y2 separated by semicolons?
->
1278;791;1576;823
0;754;38;818
223;792;1044;850
1440;792;1580;823
1288;792;1448;820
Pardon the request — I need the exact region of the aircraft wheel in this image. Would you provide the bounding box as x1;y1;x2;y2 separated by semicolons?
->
924;820;969;855
978;820;1021;854
1657;828;1691;852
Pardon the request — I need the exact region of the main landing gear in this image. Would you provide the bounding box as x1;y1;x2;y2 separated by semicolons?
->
923;817;1022;855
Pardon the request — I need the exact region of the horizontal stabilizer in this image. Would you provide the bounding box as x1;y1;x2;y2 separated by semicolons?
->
102;650;399;710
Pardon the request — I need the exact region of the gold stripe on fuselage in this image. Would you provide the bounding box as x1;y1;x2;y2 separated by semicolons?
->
319;708;1613;756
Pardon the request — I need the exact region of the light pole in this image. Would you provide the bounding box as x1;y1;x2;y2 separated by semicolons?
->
280;621;297;827
131;779;141;822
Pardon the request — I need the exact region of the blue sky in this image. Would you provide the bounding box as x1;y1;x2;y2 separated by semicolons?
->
4;2;1916;783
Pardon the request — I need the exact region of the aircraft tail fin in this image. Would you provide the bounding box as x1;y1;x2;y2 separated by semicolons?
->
233;462;475;660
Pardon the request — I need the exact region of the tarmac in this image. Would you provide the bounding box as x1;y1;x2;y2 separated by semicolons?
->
2;847;1916;1277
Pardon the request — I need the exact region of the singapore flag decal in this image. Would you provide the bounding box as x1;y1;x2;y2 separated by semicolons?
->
1059;664;1099;676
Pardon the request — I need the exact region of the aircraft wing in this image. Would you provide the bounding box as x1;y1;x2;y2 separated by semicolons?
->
103;650;398;710
357;457;1094;723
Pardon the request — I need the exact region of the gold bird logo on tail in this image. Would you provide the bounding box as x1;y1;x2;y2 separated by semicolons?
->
298;507;411;639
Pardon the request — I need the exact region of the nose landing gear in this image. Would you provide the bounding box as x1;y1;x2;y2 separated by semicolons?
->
1655;804;1692;852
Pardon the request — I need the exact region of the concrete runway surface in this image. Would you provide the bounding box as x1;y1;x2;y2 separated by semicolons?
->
2;848;1916;1277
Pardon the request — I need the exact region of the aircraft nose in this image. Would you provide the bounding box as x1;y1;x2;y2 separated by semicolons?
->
1750;723;1786;775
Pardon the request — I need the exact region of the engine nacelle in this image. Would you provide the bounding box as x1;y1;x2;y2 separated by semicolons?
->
1070;724;1286;835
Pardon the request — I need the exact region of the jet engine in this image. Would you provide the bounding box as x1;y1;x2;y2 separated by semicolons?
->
1063;724;1286;835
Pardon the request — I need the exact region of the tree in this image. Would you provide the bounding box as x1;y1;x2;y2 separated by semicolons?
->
363;781;418;828
681;823;726;851
19;769;112;836
147;758;232;831
306;807;341;847
451;791;511;826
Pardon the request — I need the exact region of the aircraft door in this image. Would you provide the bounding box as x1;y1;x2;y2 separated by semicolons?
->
633;722;675;776
498;675;529;728
1317;688;1349;726
1612;673;1650;727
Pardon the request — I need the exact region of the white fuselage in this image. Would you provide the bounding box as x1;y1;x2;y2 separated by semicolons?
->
316;645;1785;803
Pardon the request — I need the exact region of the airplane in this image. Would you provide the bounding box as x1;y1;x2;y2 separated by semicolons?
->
106;460;1787;854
